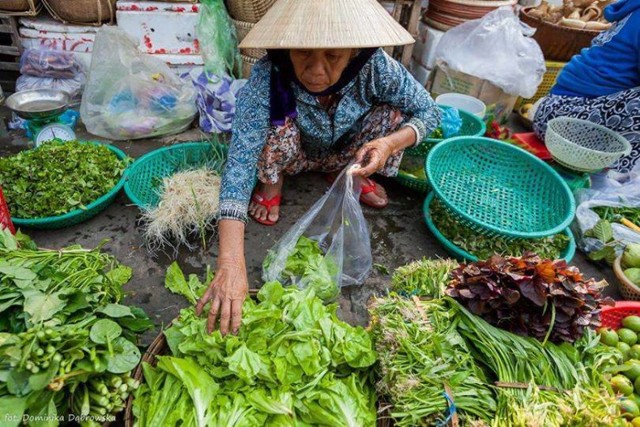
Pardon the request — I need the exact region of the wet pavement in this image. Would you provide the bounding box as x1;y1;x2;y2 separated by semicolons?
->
0;110;619;345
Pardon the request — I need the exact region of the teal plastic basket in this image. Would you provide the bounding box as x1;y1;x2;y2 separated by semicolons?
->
124;141;228;209
395;107;486;193
426;137;575;240
11;142;129;230
423;192;576;263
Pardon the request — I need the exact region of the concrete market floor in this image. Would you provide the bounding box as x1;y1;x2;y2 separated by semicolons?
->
0;110;620;345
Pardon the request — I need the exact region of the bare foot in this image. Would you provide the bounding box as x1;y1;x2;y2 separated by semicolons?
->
248;176;284;224
355;176;388;208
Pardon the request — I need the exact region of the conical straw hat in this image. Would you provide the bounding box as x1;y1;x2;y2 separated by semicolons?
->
239;0;415;49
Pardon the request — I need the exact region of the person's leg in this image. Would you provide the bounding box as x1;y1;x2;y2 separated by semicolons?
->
310;104;405;207
534;88;640;172
250;117;306;224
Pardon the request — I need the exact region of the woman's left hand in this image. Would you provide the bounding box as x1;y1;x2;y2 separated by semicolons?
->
352;138;394;177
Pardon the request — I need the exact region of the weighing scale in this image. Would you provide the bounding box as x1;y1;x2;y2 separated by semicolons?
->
5;89;77;146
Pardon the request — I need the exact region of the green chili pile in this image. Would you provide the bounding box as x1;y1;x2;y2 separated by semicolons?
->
0;140;128;219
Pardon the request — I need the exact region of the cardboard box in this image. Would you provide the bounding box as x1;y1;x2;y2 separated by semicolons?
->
426;63;518;122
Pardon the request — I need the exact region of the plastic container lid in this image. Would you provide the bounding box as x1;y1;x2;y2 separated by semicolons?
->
435;93;486;118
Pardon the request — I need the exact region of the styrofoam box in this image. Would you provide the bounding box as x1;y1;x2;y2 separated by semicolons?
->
19;17;100;70
412;21;445;70
116;1;201;55
409;59;432;87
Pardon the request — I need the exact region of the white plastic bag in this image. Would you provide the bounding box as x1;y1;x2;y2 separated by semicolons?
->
574;172;640;256
434;7;545;98
80;27;197;140
16;74;86;101
263;166;372;296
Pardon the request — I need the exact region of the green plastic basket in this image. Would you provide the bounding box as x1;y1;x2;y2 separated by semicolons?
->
395;107;486;193
426;137;575;240
11;142;129;230
124;141;228;209
423;192;576;263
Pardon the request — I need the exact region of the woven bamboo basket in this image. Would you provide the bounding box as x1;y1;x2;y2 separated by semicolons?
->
241;54;259;79
0;0;41;16
42;0;116;25
520;7;600;62
225;0;278;23
515;60;566;109
615;255;640;301
232;18;267;59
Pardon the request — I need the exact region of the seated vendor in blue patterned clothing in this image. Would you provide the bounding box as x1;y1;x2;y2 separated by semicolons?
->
195;0;440;334
534;0;640;173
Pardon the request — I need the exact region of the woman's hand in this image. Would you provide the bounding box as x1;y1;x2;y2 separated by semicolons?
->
352;138;394;177
196;256;248;335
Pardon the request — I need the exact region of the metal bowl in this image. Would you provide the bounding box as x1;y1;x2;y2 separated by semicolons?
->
5;89;71;120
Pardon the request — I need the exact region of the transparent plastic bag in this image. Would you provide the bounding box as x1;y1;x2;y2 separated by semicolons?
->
263;166;372;296
197;0;242;78
574;172;640;256
434;7;545;98
20;49;85;79
16;74;86;101
80;26;197;140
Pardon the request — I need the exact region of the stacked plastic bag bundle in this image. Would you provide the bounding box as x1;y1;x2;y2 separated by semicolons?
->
16;49;86;100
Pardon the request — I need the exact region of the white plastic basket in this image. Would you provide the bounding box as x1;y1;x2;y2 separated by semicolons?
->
546;117;631;173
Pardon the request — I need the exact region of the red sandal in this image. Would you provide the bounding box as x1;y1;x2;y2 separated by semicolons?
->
250;192;282;226
324;173;388;209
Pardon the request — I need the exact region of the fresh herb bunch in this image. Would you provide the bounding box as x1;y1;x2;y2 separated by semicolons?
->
594;206;640;226
431;198;569;260
0;230;153;426
134;265;377;426
391;258;458;298
452;300;620;426
446;253;614;343
369;295;497;426
0;140;128;219
263;236;340;302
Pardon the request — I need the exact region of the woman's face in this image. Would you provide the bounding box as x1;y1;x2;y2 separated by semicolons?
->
289;49;353;92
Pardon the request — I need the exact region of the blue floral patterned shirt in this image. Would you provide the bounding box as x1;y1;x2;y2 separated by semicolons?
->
219;48;440;223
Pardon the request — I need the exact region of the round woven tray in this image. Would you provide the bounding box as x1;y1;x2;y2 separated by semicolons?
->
240;54;260;79
226;0;277;23
11;142;128;230
614;254;640;301
519;7;600;62
426;137;576;240
423;192;576;262
232;18;267;59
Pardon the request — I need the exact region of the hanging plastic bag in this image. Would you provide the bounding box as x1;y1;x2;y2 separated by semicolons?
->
573;172;640;260
434;7;545;98
439;106;462;138
197;0;242;78
80;26;197;140
263;165;372;300
182;68;247;133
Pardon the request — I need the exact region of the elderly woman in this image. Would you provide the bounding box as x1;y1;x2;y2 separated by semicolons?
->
534;0;640;172
196;0;440;334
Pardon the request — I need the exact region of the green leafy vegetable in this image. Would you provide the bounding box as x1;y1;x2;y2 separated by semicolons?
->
134;275;377;427
431;198;570;260
0;231;151;426
391;258;458;298
0;140;128;219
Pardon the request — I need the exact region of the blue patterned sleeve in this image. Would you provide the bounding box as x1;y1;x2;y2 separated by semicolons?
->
369;50;441;145
218;59;272;223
